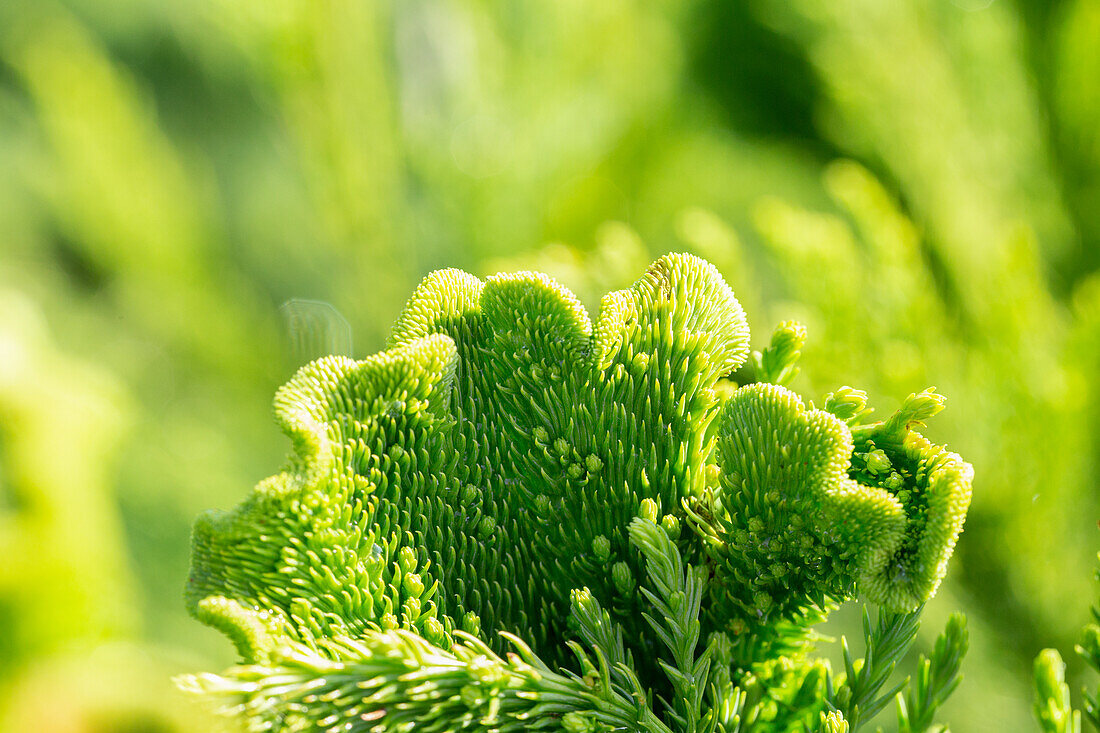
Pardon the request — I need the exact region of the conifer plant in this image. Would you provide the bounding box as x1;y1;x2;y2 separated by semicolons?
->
180;254;974;732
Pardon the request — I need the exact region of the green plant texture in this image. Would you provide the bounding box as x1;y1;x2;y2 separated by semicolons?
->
181;254;973;732
1032;554;1100;733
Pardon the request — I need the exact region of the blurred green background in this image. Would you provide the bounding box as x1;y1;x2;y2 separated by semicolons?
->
1;0;1098;730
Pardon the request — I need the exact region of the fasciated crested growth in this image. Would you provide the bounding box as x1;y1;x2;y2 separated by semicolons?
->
693;382;906;628
182;254;973;732
692;383;971;633
847;389;973;611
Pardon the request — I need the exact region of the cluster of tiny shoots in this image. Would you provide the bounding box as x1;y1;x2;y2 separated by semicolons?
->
180;255;981;732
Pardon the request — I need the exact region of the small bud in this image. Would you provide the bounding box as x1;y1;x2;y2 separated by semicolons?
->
398;546;418;574
752;590;773;615
755;320;806;386
563;712;595;733
819;711;850;733
591;535;612;563
423;616;446;645
823;386;869;422
403;572;425;597
661;514;681;539
462;484;480;504
585;454;603;473
885;387;945;437
612;561;634;595
477;516;496;540
638;498;659;523
1034;648;1069;703
865;449;892;475
462;611;482;636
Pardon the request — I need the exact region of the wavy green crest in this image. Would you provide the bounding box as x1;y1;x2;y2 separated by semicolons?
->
188;253;750;665
697;383;971;626
184;254;972;731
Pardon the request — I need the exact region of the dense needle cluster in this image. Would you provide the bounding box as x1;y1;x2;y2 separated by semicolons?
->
182;254;973;732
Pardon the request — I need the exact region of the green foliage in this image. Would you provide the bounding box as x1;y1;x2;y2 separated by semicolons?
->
751;322;806;388
827;607;922;730
2;0;1099;729
182;255;974;731
0;293;135;664
1033;650;1080;733
896;613;968;733
689;381;970;641
1080;602;1100;730
180;629;661;733
1033;553;1100;733
818;711;849;733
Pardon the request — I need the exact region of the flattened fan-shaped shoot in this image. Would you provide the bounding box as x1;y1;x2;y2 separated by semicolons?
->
849;390;973;611
695;382;907;628
182;254;973;732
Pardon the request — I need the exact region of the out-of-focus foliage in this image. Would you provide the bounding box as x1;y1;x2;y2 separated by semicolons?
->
0;0;1097;730
1031;555;1100;733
